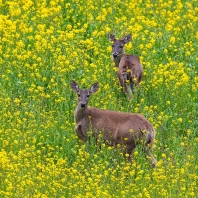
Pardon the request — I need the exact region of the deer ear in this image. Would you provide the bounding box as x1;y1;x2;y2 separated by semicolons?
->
89;82;99;94
71;80;79;93
123;34;132;43
106;33;116;42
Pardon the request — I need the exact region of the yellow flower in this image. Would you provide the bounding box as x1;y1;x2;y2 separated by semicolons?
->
178;118;183;123
170;36;175;44
180;142;185;146
164;48;168;53
162;153;166;158
187;129;191;135
125;153;129;158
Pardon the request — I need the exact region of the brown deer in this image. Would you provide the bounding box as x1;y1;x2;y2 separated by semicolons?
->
107;33;143;99
71;80;157;168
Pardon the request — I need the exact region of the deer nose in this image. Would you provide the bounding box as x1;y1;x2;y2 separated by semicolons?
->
80;103;86;108
113;53;118;58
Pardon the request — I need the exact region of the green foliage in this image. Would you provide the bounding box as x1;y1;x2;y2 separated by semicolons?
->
0;0;198;197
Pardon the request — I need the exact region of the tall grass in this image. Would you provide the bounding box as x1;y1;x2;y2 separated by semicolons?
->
0;0;198;197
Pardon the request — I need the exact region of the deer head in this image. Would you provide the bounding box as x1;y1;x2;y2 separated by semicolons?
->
107;33;132;59
71;80;99;108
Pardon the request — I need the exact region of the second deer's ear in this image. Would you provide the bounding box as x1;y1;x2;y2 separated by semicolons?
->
89;82;99;94
123;34;132;43
71;80;79;93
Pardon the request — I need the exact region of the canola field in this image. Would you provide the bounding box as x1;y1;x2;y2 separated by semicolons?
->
0;0;198;197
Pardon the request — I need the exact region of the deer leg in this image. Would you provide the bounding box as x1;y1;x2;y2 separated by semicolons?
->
134;82;140;103
130;80;134;93
117;73;128;98
122;72;133;100
124;144;135;162
128;72;134;92
143;144;157;168
136;74;142;99
75;125;86;142
118;73;124;89
127;87;133;100
118;72;133;99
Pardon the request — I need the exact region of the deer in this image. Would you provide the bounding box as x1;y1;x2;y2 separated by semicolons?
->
107;33;143;100
71;80;157;168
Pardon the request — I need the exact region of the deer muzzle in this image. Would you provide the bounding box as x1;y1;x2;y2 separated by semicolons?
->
113;53;118;59
80;103;86;108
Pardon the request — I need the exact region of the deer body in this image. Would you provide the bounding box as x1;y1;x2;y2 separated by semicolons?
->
71;80;157;167
107;33;143;99
75;106;154;145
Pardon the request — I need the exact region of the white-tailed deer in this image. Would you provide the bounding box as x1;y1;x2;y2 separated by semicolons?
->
71;80;157;168
107;33;143;99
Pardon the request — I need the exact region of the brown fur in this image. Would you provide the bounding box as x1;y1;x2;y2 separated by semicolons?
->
107;33;143;99
71;80;157;168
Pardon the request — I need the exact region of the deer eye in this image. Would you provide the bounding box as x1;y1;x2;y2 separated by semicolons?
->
120;45;123;48
112;45;114;48
78;94;81;97
87;95;90;98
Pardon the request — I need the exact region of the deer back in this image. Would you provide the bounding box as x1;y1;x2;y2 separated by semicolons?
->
118;54;143;82
78;107;155;146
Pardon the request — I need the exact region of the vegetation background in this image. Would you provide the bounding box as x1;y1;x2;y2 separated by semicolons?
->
0;0;197;197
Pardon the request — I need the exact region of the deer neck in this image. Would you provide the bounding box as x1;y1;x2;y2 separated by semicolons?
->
74;104;87;124
113;54;123;67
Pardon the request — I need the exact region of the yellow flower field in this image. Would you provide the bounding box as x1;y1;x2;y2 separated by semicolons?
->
0;0;198;197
